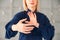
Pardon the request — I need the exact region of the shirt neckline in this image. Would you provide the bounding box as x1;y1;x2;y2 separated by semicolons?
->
27;9;37;13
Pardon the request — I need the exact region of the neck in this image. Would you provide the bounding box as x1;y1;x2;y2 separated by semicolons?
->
28;7;36;12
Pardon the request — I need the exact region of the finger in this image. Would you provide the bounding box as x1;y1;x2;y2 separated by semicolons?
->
28;12;33;17
24;27;34;32
20;18;27;22
31;12;34;16
28;12;30;14
25;29;32;32
24;24;34;27
28;12;31;16
26;27;34;30
34;13;36;18
28;13;33;21
23;31;31;34
28;12;31;17
29;12;35;18
25;21;30;24
25;27;34;31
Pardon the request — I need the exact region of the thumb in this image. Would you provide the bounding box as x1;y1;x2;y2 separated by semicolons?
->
19;18;27;22
25;21;30;24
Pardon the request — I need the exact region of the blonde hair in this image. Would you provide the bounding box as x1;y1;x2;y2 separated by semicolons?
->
23;0;39;11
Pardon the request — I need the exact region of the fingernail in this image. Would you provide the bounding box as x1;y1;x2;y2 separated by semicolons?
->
25;18;27;19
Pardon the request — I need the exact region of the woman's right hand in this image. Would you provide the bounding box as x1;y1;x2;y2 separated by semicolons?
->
12;18;34;34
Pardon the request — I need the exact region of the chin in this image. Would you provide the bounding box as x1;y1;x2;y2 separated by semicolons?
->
29;5;36;7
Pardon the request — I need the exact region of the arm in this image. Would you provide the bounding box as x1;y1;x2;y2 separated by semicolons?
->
5;13;22;39
37;15;55;40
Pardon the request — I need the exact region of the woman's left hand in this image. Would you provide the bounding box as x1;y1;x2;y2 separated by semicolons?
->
25;12;39;28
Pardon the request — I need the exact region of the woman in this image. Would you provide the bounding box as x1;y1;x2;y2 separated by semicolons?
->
5;0;55;40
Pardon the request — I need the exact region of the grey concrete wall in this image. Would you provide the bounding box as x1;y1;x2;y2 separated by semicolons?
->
0;0;60;40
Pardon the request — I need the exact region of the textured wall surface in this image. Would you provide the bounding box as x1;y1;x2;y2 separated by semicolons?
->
0;0;60;40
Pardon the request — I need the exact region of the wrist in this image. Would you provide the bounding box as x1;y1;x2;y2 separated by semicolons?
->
12;24;18;31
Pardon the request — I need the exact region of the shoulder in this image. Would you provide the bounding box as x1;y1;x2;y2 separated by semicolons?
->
14;11;26;16
14;11;26;17
36;12;48;19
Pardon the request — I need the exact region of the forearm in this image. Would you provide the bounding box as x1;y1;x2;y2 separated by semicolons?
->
5;24;18;39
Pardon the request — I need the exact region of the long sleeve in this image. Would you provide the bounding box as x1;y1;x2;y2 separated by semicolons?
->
5;13;22;39
37;15;55;40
